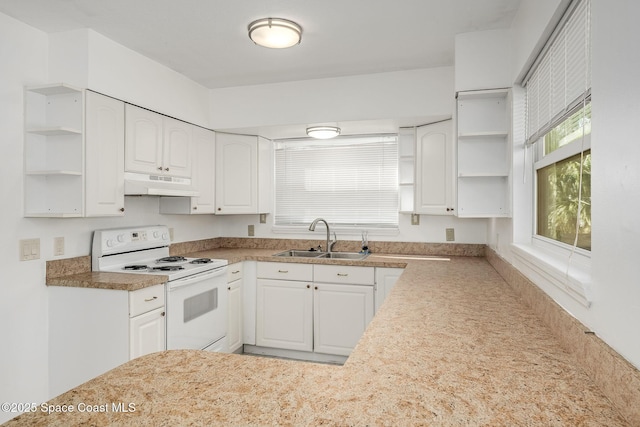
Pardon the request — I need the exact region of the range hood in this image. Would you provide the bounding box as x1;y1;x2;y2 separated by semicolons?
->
124;172;200;197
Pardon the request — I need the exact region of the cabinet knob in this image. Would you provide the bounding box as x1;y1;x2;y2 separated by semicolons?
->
314;286;318;290
119;207;125;212
228;286;231;291
193;206;197;210
164;167;169;171
307;284;310;289
157;167;163;171
161;311;165;317
217;208;222;211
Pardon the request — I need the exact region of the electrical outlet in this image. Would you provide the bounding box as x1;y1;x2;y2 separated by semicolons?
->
53;237;64;256
446;228;455;242
20;238;40;261
248;225;255;237
169;228;174;241
411;214;420;225
259;213;267;224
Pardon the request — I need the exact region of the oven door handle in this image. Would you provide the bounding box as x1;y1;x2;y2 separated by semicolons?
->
167;267;228;291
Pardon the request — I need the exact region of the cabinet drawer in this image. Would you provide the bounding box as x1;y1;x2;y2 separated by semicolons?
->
130;284;165;317
314;265;374;285
257;262;313;281
227;262;244;282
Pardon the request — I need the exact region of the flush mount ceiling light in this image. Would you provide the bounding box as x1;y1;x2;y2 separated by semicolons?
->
248;18;302;49
306;126;341;139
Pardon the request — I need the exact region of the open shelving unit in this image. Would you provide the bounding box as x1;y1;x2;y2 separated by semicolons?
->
24;83;85;217
397;127;416;213
456;89;511;218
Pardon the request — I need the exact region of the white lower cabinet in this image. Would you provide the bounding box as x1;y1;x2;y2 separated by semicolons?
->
313;283;374;356
129;306;166;359
227;263;244;353
374;267;404;312
255;262;375;357
49;284;165;397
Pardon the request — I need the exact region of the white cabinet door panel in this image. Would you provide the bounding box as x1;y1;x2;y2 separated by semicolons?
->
415;120;454;215
125;105;163;174
129;307;166;359
85;91;125;216
163;117;192;177
256;279;313;352
314;283;374;356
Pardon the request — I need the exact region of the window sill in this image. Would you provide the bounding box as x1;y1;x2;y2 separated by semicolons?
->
511;240;592;308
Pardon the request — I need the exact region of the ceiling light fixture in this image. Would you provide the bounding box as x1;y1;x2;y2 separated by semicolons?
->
306;126;341;139
248;18;302;49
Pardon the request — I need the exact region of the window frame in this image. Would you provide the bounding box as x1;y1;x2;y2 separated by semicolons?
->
533;101;591;254
272;134;400;234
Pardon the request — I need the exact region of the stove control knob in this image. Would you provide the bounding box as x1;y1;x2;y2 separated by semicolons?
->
162;233;169;240
117;234;126;243
153;231;160;239
106;239;115;247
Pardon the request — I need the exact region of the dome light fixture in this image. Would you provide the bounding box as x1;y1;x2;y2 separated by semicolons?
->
306;126;341;139
248;18;302;49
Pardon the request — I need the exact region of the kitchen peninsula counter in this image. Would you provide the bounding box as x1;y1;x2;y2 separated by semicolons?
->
24;251;628;425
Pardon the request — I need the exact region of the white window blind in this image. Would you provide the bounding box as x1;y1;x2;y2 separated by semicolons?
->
525;0;591;144
274;135;398;228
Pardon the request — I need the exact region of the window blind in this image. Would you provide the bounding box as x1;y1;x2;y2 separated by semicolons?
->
274;135;398;228
525;0;591;144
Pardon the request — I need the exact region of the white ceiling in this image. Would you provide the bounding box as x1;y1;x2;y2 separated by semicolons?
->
0;0;522;89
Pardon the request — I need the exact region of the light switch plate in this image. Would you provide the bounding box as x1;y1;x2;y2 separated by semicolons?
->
446;228;455;242
248;225;255;237
411;214;420;225
20;238;40;261
53;237;64;256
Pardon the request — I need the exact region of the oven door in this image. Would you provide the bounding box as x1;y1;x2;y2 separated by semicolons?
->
166;267;228;350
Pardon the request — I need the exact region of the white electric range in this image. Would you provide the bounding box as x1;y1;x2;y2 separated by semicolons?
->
92;225;229;352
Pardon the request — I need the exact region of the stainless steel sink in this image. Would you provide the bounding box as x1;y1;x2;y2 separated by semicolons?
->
273;249;326;258
319;252;369;260
272;250;369;260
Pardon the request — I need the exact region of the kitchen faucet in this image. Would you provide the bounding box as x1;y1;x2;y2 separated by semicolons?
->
308;218;337;253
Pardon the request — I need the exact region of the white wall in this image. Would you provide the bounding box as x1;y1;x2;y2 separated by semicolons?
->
209;67;455;129
589;0;640;368
481;0;640;369
0;13;50;423
454;29;513;93
0;21;221;424
209;66;488;244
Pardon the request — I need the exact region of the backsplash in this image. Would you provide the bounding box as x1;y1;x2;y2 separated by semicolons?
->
171;237;486;257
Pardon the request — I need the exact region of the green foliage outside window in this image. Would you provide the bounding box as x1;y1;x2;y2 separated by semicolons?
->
537;103;591;250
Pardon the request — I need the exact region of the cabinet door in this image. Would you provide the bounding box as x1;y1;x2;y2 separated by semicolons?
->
215;133;258;214
163;117;192;178
125;104;163;174
256;279;312;351
85;91;125;216
129;307;166;359
314;283;374;356
415;120;454;215
227;278;243;353
374;267;403;312
191;126;215;212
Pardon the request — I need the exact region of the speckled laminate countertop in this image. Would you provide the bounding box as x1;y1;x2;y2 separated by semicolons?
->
22;251;628;426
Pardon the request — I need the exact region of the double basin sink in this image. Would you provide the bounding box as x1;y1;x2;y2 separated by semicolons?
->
274;249;369;260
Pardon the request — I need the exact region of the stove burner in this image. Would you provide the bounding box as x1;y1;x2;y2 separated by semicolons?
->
190;258;212;264
150;265;185;272
156;256;186;263
123;265;149;271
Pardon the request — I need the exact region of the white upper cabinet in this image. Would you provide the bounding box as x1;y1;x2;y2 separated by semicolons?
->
23;85;125;217
159;126;216;214
85;91;125;216
215;133;272;215
456;89;511;217
414;120;455;215
125;104;192;178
